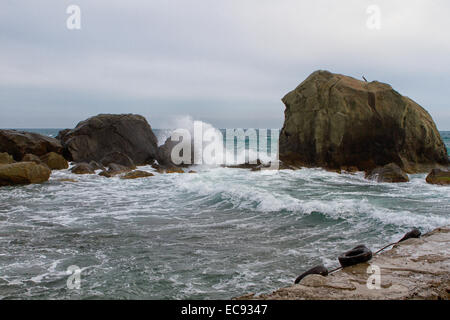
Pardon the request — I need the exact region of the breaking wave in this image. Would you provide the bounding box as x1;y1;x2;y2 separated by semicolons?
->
0;127;449;299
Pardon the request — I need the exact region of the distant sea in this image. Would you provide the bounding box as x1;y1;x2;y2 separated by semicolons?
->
0;128;449;299
9;128;450;156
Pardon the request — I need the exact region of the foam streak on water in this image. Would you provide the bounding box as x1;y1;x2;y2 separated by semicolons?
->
0;129;449;299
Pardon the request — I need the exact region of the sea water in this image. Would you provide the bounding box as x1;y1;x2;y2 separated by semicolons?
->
0;128;449;299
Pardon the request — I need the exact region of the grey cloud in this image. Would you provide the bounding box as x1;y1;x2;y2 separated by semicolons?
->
0;0;449;129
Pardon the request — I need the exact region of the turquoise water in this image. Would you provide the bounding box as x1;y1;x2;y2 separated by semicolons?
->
0;128;449;299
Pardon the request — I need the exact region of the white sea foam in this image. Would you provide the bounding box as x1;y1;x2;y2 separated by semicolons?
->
1;150;449;299
156;116;278;166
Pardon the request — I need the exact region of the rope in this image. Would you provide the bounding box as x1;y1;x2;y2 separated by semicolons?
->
373;241;398;255
328;266;342;274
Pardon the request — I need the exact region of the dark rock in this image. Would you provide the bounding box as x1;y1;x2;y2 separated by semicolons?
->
0;162;51;186
151;159;185;174
278;161;297;170
107;163;132;174
221;159;295;171
0;129;63;161
341;166;359;173
99;163;133;178
365;163;409;183
157;135;194;167
151;162;163;171
98;171;113;178
100;151;136;169
0;152;14;164
22;153;43;165
279;70;449;173
250;160;296;171
40;152;69;170
59;114;158;165
71;163;95;174
55;129;72;160
88;161;105;171
425;168;450;185
55;129;70;141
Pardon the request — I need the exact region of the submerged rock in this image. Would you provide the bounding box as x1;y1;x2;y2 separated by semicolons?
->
58;114;158;165
56;178;78;183
0;162;51;186
165;167;185;174
107;163;132;174
223;159;263;169
365;163;409;183
221;159;296;171
0;152;14;164
88;160;105;171
99;163;132;177
120;170;154;180
40;152;69;170
341;166;359;173
0;129;63;161
279;70;449;173
98;171;113;178
151;161;185;174
250;160;296;171
426;168;450;185
71;162;95;174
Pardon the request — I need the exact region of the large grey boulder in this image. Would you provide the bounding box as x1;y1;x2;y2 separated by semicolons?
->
279;70;449;173
58;114;158;165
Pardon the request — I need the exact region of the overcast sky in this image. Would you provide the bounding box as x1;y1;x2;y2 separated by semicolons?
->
1;0;449;129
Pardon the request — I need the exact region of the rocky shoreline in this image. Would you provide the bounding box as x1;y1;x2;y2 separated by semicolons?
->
235;226;450;300
0;70;449;300
1;116;449;186
0;114;194;185
2;70;449;187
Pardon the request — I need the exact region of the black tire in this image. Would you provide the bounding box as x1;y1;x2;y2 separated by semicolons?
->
399;228;421;242
338;245;372;268
294;265;328;284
